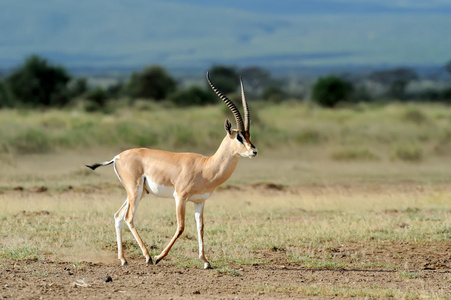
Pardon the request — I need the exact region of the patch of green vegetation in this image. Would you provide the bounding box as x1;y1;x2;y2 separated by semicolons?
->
8;128;52;154
391;144;423;162
214;266;241;277
0;245;39;261
296;128;327;145
398;270;421;279
1;102;451;159
331;148;380;161
402;108;429;125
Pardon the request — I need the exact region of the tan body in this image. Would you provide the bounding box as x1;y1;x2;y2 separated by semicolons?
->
87;72;257;268
118;141;240;200
107;131;255;268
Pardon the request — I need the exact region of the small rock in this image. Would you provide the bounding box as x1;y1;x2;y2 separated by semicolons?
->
103;275;113;283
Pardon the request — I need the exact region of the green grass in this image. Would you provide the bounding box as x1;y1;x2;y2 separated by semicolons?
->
0;244;39;261
399;270;421;279
2;102;451;162
331;148;380;161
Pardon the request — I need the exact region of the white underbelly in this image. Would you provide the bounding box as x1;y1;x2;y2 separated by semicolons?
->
144;176;211;202
187;192;211;203
144;177;175;198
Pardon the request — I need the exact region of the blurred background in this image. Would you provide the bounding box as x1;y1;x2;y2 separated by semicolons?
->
1;0;451;110
2;0;451;169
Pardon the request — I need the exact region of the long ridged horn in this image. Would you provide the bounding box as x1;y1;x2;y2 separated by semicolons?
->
206;71;244;132
240;77;250;132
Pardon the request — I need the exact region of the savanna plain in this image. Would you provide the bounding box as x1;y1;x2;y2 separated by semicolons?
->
0;102;450;299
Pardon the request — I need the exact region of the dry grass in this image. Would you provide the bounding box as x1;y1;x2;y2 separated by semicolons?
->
2;102;451;161
1;103;451;298
0;150;450;269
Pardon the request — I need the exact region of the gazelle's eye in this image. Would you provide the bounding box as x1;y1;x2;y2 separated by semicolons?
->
236;133;244;144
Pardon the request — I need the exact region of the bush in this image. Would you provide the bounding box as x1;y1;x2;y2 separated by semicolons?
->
84;88;109;112
442;88;451;103
208;66;239;94
169;86;216;106
391;144;423;162
312;76;354;108
6;55;71;107
402;108;429;125
126;65;176;101
0;81;14;108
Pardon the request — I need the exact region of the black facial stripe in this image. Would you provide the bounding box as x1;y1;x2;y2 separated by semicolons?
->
236;133;244;144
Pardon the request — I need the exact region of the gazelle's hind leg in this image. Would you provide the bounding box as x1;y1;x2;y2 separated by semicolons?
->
114;199;129;265
123;178;153;264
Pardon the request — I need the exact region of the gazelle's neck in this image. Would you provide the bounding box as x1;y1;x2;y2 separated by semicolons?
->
204;136;240;186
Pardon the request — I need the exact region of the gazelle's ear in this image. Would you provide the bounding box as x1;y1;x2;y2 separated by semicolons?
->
224;119;232;136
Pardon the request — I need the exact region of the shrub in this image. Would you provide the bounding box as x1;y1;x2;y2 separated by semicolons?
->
391;144;423;162
169;86;216;106
86;88;108;106
442;88;451;103
125;65;176;101
6;55;71;107
208;65;239;94
402;108;428;125
0;81;14;108
312;76;354;108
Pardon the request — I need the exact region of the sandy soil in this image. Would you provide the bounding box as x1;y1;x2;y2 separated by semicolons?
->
1;240;450;299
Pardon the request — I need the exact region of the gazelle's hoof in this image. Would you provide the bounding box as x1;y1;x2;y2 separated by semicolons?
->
204;263;213;269
154;256;162;265
120;259;128;266
145;256;153;265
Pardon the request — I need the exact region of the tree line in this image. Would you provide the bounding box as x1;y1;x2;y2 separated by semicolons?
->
0;55;283;110
1;55;450;110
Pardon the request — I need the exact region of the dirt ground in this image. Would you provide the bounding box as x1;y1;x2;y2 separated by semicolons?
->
1;240;450;299
1;152;451;299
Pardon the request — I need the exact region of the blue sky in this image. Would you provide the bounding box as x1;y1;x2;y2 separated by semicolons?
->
1;0;450;70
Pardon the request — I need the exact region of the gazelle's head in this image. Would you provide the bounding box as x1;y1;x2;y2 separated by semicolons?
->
207;72;258;158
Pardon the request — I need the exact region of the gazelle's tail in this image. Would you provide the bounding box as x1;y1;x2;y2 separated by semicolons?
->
86;159;114;170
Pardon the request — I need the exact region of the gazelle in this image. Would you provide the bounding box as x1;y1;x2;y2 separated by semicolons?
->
86;72;257;269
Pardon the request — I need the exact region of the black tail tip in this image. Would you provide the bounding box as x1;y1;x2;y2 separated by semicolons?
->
86;164;100;170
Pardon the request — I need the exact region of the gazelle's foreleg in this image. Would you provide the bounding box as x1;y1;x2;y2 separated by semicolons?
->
114;199;128;265
195;202;212;269
124;182;152;264
154;196;187;265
